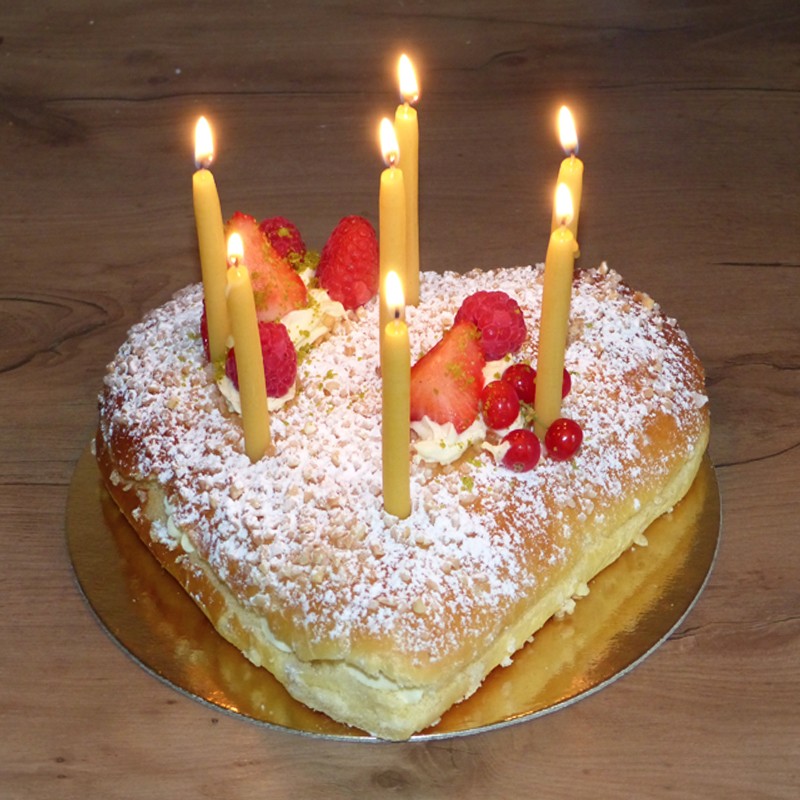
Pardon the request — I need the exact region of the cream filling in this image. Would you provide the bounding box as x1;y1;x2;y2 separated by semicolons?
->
218;374;296;414
482;356;513;384
411;416;487;465
281;287;347;351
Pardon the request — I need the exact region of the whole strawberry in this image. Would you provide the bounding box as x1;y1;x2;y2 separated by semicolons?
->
225;320;297;398
259;216;307;260
454;291;527;361
317;215;379;310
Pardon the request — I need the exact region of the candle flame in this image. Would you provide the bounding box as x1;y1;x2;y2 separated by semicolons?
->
398;54;419;104
195;116;215;169
380;118;400;167
558;106;578;155
555;183;574;227
227;232;244;267
385;270;405;317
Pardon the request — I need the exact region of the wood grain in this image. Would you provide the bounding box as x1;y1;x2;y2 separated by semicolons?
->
1;1;798;798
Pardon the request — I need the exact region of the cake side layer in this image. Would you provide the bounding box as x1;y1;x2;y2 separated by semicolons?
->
95;423;708;739
97;263;710;735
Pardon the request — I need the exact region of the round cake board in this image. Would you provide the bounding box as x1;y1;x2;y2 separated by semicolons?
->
67;444;721;741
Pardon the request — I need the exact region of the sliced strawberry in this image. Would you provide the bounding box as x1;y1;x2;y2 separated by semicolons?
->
317;215;379;310
410;321;486;433
225;212;307;322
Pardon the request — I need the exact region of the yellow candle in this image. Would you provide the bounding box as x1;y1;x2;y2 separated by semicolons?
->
550;106;584;247
379;118;407;334
381;270;411;518
394;54;420;306
225;233;271;462
192;116;229;363
535;184;578;437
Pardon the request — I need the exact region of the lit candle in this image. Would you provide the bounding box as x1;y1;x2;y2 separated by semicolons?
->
193;116;229;363
225;233;271;462
381;270;411;518
535;184;578;437
550;106;584;248
394;54;420;306
379;118;407;334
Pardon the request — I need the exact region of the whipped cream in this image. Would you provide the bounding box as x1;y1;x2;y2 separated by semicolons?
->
411;416;487;465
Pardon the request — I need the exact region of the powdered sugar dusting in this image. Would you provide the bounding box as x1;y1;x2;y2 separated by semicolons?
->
98;264;708;673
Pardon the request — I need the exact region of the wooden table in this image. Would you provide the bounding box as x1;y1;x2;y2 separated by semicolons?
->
2;2;798;797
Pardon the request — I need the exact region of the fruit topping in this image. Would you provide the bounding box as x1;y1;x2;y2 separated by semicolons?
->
225;320;297;398
501;428;541;472
200;303;210;360
317;215;379;310
454;290;526;360
258;216;306;260
410;321;486;433
502;362;536;404
480;379;520;430
562;368;572;398
500;363;571;404
225;212;308;322
544;417;583;461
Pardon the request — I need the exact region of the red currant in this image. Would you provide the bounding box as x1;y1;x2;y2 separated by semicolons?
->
562;368;572;398
545;418;583;461
501;428;541;472
502;363;536;404
480;380;520;430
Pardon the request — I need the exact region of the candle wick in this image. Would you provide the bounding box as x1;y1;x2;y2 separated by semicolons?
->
393;307;401;320
196;155;214;170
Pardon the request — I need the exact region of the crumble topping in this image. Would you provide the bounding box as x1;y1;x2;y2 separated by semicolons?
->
98;264;708;667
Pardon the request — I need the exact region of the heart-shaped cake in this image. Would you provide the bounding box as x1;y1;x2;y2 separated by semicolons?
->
96;260;709;739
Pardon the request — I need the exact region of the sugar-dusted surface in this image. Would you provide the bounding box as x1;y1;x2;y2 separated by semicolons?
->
98;264;708;676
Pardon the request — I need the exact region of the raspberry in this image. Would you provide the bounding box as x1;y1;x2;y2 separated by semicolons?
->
454;291;527;360
225;321;297;398
200;304;210;360
317;215;379;310
259;216;307;260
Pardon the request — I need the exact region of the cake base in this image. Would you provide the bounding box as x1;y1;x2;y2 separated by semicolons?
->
67;444;721;741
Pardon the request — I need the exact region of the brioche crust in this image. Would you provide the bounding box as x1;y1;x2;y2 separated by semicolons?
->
97;264;710;739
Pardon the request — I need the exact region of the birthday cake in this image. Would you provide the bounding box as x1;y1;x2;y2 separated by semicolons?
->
95;211;709;739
